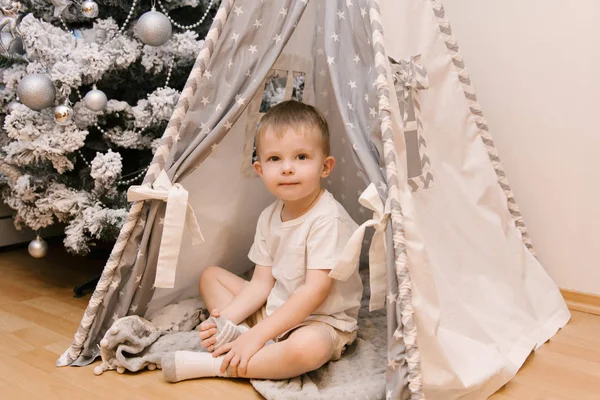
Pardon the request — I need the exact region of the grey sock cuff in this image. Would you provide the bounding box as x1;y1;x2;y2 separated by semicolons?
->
161;353;178;383
205;315;228;331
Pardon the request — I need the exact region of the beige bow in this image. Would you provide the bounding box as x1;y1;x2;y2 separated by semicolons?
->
329;183;390;311
127;170;204;288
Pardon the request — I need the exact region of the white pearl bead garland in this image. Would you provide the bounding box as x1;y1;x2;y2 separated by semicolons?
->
57;0;209;187
77;149;91;169
118;0;140;35
116;165;150;186
74;85;152;186
77;148;149;186
61;0;139;35
164;56;174;88
156;0;215;30
59;15;73;34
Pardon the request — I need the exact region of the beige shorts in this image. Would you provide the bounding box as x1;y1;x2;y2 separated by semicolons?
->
245;305;357;361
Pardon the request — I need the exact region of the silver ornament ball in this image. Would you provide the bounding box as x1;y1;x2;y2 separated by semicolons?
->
54;104;74;125
16;74;56;111
81;0;99;18
83;88;108;111
0;31;24;55
135;10;172;47
28;237;48;258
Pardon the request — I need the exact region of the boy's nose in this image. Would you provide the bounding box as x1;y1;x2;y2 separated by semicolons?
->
282;161;294;175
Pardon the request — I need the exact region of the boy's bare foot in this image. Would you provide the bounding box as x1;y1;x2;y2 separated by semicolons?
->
198;309;248;351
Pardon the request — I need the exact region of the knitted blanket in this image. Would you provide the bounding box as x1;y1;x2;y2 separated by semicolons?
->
250;287;387;400
93;298;209;375
95;273;386;400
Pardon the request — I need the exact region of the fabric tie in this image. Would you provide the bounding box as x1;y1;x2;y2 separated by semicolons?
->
127;170;204;288
389;54;430;126
389;54;429;92
329;182;390;311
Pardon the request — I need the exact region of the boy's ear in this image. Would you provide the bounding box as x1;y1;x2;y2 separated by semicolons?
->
321;156;335;178
253;161;264;177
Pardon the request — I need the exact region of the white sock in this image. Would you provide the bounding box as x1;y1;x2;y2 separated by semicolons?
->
162;351;226;382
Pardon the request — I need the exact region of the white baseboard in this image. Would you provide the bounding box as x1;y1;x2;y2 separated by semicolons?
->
0;216;64;248
0;217;38;247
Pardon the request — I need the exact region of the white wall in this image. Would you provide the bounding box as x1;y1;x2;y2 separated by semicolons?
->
442;0;600;295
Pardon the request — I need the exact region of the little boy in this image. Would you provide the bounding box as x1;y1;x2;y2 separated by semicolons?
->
162;100;363;382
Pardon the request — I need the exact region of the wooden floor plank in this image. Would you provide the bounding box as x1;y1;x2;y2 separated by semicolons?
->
1;241;600;399
12;325;69;347
0;353;105;400
52;366;162;400
45;338;77;356
0;280;42;303
0;331;36;357
0;301;81;337
0;309;37;332
0;375;45;400
22;296;88;324
18;347;72;374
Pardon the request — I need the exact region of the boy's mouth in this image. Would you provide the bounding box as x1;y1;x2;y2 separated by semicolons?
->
278;182;299;186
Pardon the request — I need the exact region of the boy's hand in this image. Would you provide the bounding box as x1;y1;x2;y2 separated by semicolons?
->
198;309;220;352
212;329;266;377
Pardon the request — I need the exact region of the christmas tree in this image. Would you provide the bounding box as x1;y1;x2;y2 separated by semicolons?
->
0;0;217;255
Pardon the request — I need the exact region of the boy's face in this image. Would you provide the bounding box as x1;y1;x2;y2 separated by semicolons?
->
253;125;335;203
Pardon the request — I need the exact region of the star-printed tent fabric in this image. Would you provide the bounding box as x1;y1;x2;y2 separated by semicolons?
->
58;0;570;398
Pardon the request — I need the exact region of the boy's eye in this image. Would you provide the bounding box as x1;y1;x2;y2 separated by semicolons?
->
297;154;308;160
268;156;280;162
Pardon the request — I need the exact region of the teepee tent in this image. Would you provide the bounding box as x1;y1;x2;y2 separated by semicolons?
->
58;0;570;398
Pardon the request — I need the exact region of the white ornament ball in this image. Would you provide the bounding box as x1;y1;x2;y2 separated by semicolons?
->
116;366;125;374
100;338;109;348
81;0;99;18
54;104;74;125
135;10;172;47
147;363;157;371
28;237;48;258
83;88;108;111
16;74;56;111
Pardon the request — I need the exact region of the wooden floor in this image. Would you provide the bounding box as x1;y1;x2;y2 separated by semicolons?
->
1;240;600;399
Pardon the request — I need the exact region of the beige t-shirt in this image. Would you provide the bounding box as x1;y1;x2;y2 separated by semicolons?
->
248;190;363;334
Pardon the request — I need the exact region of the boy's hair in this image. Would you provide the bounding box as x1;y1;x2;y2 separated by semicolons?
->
255;100;330;158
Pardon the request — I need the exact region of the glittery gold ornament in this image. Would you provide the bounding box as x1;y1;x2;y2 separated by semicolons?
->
81;0;99;18
54;103;74;125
